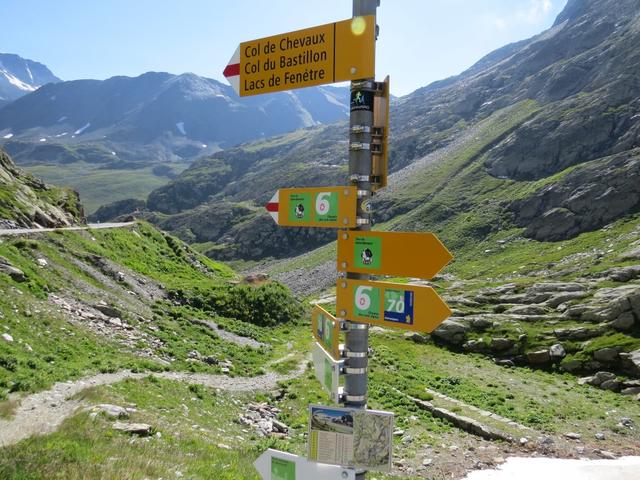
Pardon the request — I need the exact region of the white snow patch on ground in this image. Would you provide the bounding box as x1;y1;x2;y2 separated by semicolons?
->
201;144;207;148
39;138;47;142
1;71;35;91
175;122;186;135
74;123;91;135
111;151;116;156
55;132;68;138
2;133;13;139
57;116;67;123
463;456;640;480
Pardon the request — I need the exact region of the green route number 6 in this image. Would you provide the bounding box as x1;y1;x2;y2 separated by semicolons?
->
316;192;331;216
355;286;373;310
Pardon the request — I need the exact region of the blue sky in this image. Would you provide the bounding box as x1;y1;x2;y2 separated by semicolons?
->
1;0;567;96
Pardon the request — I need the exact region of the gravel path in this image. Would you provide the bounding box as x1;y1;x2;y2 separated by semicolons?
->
0;361;306;448
0;222;134;236
191;319;266;349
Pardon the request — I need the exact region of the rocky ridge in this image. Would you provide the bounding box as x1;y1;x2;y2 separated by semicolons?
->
0;147;83;228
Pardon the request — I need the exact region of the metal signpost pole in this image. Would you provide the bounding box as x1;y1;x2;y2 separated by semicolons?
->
345;1;379;479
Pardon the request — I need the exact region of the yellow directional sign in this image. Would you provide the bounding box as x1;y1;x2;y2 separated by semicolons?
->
266;186;358;228
337;231;453;279
312;305;341;360
224;16;376;96
336;279;451;333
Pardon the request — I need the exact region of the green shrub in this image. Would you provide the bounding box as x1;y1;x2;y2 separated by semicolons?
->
220;283;304;327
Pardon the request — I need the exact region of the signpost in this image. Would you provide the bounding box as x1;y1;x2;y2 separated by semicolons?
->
313;343;343;404
266;186;359;228
337;230;453;278
336;279;452;333
224;17;376;97
254;449;355;480
312;306;342;361
226;2;454;479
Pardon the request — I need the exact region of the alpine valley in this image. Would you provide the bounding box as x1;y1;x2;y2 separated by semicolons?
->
0;1;639;479
0;68;350;213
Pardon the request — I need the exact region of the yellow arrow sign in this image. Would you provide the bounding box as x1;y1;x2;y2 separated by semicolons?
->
336;279;451;333
337;231;453;279
266;186;358;228
311;305;341;360
223;16;376;97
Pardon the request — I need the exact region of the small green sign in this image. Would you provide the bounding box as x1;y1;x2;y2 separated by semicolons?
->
354;236;382;270
272;457;296;480
315;191;338;222
323;316;333;348
288;193;311;222
354;286;380;319
324;358;333;391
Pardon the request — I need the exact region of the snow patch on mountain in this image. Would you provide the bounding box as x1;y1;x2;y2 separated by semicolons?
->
1;71;36;92
74;123;91;135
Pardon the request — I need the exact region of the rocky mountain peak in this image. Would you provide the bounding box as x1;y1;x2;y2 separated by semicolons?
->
554;0;639;27
0;53;60;106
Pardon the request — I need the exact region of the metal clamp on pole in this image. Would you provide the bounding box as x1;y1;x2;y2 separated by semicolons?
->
351;125;371;134
342;366;368;375
349;174;370;183
349;142;371;151
345;350;368;358
343;394;367;403
351;80;378;91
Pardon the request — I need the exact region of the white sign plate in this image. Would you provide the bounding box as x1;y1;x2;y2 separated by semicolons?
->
312;343;342;404
254;448;355;480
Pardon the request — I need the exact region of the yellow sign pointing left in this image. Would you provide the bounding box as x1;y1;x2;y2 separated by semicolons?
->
224;16;376;96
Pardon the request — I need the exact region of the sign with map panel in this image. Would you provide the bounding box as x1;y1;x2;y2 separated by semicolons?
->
308;405;393;472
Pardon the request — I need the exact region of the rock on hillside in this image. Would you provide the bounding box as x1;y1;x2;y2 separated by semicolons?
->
0;147;84;228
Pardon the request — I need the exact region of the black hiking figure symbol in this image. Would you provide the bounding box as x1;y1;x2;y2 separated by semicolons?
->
295;204;305;218
361;248;373;265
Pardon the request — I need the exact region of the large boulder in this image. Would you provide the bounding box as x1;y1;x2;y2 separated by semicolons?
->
549;344;567;359
432;320;468;346
527;349;551;365
593;348;621;363
0;256;26;282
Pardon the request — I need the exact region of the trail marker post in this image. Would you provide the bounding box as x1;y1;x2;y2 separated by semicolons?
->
225;2;454;478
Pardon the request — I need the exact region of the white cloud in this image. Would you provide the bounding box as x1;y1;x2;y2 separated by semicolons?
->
519;0;554;24
487;0;555;30
493;17;508;30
